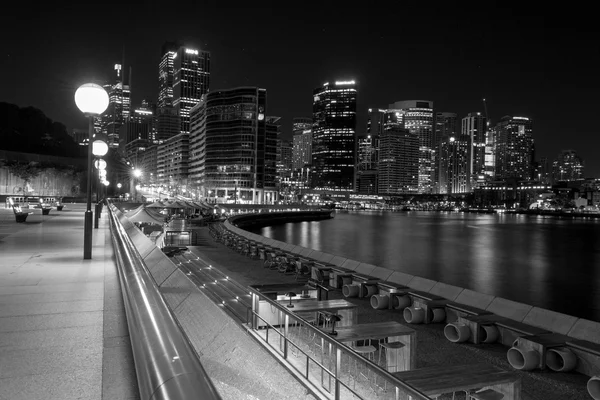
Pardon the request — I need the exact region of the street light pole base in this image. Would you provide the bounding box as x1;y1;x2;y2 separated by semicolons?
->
84;210;93;259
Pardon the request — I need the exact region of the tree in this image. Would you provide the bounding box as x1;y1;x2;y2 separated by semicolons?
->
5;161;40;194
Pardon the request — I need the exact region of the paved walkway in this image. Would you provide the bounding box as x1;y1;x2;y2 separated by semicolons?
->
0;204;137;400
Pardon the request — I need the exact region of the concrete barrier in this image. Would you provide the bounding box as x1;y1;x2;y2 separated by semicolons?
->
407;276;437;292
428;282;463;301
522;307;578;335
454;289;495;310
486;297;532;321
387;271;414;286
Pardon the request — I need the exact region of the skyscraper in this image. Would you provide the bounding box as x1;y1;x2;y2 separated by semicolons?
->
172;47;210;134
277;139;293;180
312;80;357;191
552;150;584;183
438;134;470;194
188;87;278;204
158;43;210;134
388;100;434;193
435;112;458;193
292;117;312;171
378;127;419;195
461;112;487;188
495;116;534;180
101;63;131;149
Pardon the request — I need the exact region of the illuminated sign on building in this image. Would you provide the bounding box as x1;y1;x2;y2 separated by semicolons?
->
335;80;355;85
185;49;199;55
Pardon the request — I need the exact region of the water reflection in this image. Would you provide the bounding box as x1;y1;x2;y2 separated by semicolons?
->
248;211;600;322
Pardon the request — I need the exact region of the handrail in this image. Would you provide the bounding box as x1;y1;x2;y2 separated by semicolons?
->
248;287;431;400
107;203;222;400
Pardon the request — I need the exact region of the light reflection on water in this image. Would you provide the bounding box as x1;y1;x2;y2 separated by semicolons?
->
248;210;600;322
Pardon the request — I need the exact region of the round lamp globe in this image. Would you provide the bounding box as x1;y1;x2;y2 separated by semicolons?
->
74;83;109;115
92;140;109;157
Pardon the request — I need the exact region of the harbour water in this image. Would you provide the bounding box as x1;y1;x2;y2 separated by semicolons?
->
248;210;600;322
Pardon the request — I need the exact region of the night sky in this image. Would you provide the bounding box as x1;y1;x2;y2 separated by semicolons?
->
2;2;599;176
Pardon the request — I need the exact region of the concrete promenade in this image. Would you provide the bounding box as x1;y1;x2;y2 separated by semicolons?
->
187;224;593;400
0;204;137;400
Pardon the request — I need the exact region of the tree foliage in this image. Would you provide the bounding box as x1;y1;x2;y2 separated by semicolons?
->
0;102;85;158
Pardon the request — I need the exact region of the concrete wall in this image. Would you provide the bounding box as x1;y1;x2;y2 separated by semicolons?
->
224;219;600;348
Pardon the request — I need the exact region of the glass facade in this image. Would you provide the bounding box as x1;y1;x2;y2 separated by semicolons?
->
462;112;487;188
388;100;434;194
495;116;534;180
312;81;357;191
188;87;278;204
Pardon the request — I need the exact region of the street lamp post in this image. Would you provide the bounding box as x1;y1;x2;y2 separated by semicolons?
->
75;83;109;260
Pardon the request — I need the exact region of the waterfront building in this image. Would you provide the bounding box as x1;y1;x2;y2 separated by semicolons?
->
277;139;293;180
474;179;552;208
100;63;131;149
388;100;435;194
538;157;551;184
435;112;458;193
312;80;357;191
292;118;312;171
172;46;210;135
155;106;180;142
438;134;470;194
188;87;278;204
356;134;379;194
485;125;497;178
494;116;534;180
158;42;178;107
461;112;487;189
377;127;419;195
552;150;585;183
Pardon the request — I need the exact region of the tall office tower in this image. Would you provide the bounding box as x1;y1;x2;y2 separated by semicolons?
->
277;139;293;180
552;150;585;183
188;87;278;204
435;112;458;193
484;125;497;178
438;134;470;194
173;46;210;134
159;43;210;134
378;127;419;195
495;116;534;180
461;112;487;188
155;106;180;142
101;63;131;149
312;80;357;191
388;100;434;193
292;127;312;171
538;157;550;183
156;132;190;189
158;42;178;107
293;117;312;133
356;134;379;194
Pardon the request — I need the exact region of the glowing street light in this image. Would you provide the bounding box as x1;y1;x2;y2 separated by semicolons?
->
75;83;109;260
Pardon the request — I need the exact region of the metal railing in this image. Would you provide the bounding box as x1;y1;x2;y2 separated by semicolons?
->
107;203;222;400
248;289;431;400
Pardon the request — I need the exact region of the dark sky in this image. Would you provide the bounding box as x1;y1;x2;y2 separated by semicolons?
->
2;1;599;176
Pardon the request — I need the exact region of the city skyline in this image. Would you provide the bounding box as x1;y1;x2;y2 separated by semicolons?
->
2;2;598;175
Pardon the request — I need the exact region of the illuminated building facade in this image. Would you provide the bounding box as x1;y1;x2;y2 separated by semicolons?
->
101;63;131;149
156;133;189;189
388;100;434;193
312;80;357;191
495;116;534;180
435;112;458;193
462;112;487;188
188;87;278;204
292;117;312;171
172;47;210;134
378;127;419;195
277;139;293;180
159;43;210;134
552;150;584;183
438;134;470;194
485;125;497;178
356;134;379;194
